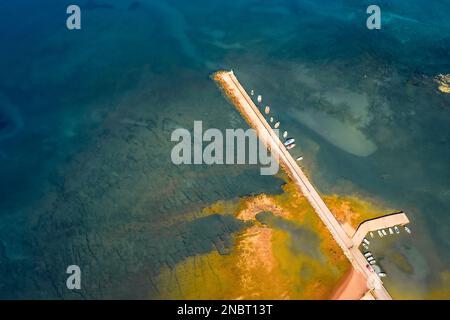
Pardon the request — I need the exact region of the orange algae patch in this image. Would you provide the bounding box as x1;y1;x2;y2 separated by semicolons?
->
158;73;391;298
323;194;393;230
155;181;357;299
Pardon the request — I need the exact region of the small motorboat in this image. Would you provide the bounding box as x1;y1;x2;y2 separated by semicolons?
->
362;243;369;250
363;238;370;245
382;229;387;236
274;121;280;129
251;90;254;96
364;252;372;258
287;143;296;150
369;260;377;265
257;95;262;103
296;156;303;161
264;106;270;114
378;230;383;238
269;117;273;123
284;138;295;146
394;226;400;234
370;232;374;238
405;226;411;234
372;265;381;274
283;131;288;138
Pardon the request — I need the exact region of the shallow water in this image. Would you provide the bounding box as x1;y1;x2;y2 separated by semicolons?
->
0;0;449;298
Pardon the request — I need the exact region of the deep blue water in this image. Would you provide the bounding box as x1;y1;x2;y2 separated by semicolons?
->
0;0;449;298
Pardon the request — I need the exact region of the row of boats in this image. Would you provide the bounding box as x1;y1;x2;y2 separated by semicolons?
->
250;91;303;161
364;251;387;278
361;224;412;278
370;225;411;242
361;225;411;251
361;237;386;278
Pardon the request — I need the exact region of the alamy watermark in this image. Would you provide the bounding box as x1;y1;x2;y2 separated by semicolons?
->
171;121;279;175
66;265;81;290
367;5;381;30
66;5;81;30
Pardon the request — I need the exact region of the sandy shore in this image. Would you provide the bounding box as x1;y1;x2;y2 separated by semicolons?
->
330;268;369;300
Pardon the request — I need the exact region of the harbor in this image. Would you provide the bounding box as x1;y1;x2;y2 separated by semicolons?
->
213;69;412;300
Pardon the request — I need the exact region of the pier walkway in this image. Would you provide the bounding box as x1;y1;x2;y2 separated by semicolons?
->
352;212;410;246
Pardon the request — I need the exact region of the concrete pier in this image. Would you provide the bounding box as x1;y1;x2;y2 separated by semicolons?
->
352;212;410;246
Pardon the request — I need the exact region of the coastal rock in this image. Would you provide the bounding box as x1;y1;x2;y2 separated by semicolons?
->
435;74;450;93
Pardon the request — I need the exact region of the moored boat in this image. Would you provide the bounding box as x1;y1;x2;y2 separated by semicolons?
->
287;143;296;150
284;138;295;146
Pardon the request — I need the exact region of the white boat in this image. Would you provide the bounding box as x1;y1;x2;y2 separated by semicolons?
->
284;138;295;146
283;131;288;138
394;226;400;234
364;252;372;258
287;143;296;150
251;90;254;96
370;232;374;238
405;226;411;234
378;272;387;278
363;238;370;245
274;121;280;129
367;256;374;262
296;156;304;161
369;260;377;265
362;243;369;250
257;95;262;103
264;106;270;114
382;229;387;236
389;228;394;235
372;265;381;274
270;117;273;123
378;230;383;237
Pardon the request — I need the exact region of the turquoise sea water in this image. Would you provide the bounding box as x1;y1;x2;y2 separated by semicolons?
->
0;0;449;298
